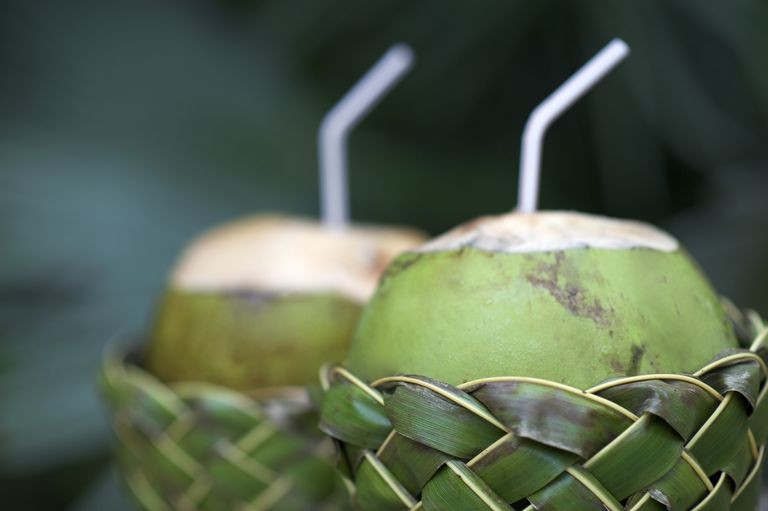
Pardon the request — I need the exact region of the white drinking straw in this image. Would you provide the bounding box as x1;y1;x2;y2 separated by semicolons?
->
517;38;630;213
319;44;415;229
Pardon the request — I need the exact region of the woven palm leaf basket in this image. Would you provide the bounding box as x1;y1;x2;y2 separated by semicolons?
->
319;307;768;511
99;345;350;511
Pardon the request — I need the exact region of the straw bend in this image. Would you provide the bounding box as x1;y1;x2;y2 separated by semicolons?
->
319;44;415;229
518;38;630;213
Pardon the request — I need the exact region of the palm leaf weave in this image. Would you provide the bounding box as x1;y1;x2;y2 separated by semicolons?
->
319;309;768;511
100;346;349;511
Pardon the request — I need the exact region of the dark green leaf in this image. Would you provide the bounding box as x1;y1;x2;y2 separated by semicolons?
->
422;460;511;511
381;379;504;459
470;434;577;504
377;433;450;497
319;378;391;450
687;394;749;476
527;467;622;511
585;414;682;500
470;381;633;458
355;452;416;511
595;379;717;441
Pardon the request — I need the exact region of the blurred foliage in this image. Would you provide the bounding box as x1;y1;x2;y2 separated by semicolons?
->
1;0;767;508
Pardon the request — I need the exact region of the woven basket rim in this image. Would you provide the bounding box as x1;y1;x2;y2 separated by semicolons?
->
323;315;768;394
323;340;768;457
100;344;348;511
103;339;311;403
323;337;767;407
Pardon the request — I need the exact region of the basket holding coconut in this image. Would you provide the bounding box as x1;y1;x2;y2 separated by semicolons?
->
100;214;423;510
318;40;767;510
99;45;425;511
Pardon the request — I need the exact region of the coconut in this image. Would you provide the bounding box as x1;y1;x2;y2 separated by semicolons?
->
345;211;738;388
146;214;425;390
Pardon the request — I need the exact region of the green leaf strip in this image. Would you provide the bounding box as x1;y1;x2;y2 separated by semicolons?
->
564;466;624;511
362;450;418;508
730;445;764;505
374;375;508;432
690;472;732;511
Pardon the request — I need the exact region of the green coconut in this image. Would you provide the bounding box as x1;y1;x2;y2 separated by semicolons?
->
346;211;738;388
147;214;424;390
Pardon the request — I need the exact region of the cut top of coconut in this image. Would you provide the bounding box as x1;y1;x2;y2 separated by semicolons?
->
417;211;679;254
171;214;425;302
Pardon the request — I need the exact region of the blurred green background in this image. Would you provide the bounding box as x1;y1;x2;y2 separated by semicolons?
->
1;0;767;509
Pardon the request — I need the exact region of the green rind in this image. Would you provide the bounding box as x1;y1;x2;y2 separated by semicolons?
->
347;247;737;387
147;290;360;390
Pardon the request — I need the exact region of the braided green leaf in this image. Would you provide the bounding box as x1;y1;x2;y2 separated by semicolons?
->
205;453;272;502
701;357;762;408
721;437;754;487
625;493;665;511
471;380;632;458
377;434;450;496
585;414;682;500
527;467;622;511
690;473;731;511
749;385;768;443
319;376;390;450
101;347;349;511
471;435;577;504
687;393;749;476
117;420;198;490
245;429;307;472
729;450;763;511
103;362;184;431
594;380;717;441
421;460;511;511
380;378;505;458
644;456;709;510
355;451;416;511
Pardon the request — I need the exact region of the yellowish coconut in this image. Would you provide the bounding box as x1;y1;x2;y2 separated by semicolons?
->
147;214;425;390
